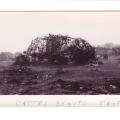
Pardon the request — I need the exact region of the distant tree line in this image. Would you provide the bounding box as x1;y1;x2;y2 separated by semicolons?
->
95;44;120;56
0;52;15;61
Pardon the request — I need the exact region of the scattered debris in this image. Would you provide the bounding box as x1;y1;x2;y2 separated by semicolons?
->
0;65;120;95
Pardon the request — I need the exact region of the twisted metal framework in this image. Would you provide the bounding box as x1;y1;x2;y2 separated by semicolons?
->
26;34;94;59
27;37;47;55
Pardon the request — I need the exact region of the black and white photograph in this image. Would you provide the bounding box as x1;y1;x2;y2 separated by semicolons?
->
0;11;120;95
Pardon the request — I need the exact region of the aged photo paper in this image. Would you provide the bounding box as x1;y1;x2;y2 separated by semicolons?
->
0;12;120;106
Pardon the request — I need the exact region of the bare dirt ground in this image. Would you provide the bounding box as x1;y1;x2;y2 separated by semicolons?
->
0;56;120;95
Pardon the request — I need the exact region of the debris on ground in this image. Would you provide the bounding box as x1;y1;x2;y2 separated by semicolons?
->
0;65;120;95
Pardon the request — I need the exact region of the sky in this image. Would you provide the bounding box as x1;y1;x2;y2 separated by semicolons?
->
0;12;120;53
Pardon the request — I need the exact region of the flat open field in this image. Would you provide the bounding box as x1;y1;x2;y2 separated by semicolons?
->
0;56;120;95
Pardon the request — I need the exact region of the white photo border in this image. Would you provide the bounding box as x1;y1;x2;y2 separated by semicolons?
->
0;0;120;107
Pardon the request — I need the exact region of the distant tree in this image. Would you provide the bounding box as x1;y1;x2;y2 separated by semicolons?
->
112;47;120;56
104;43;114;49
0;52;15;61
